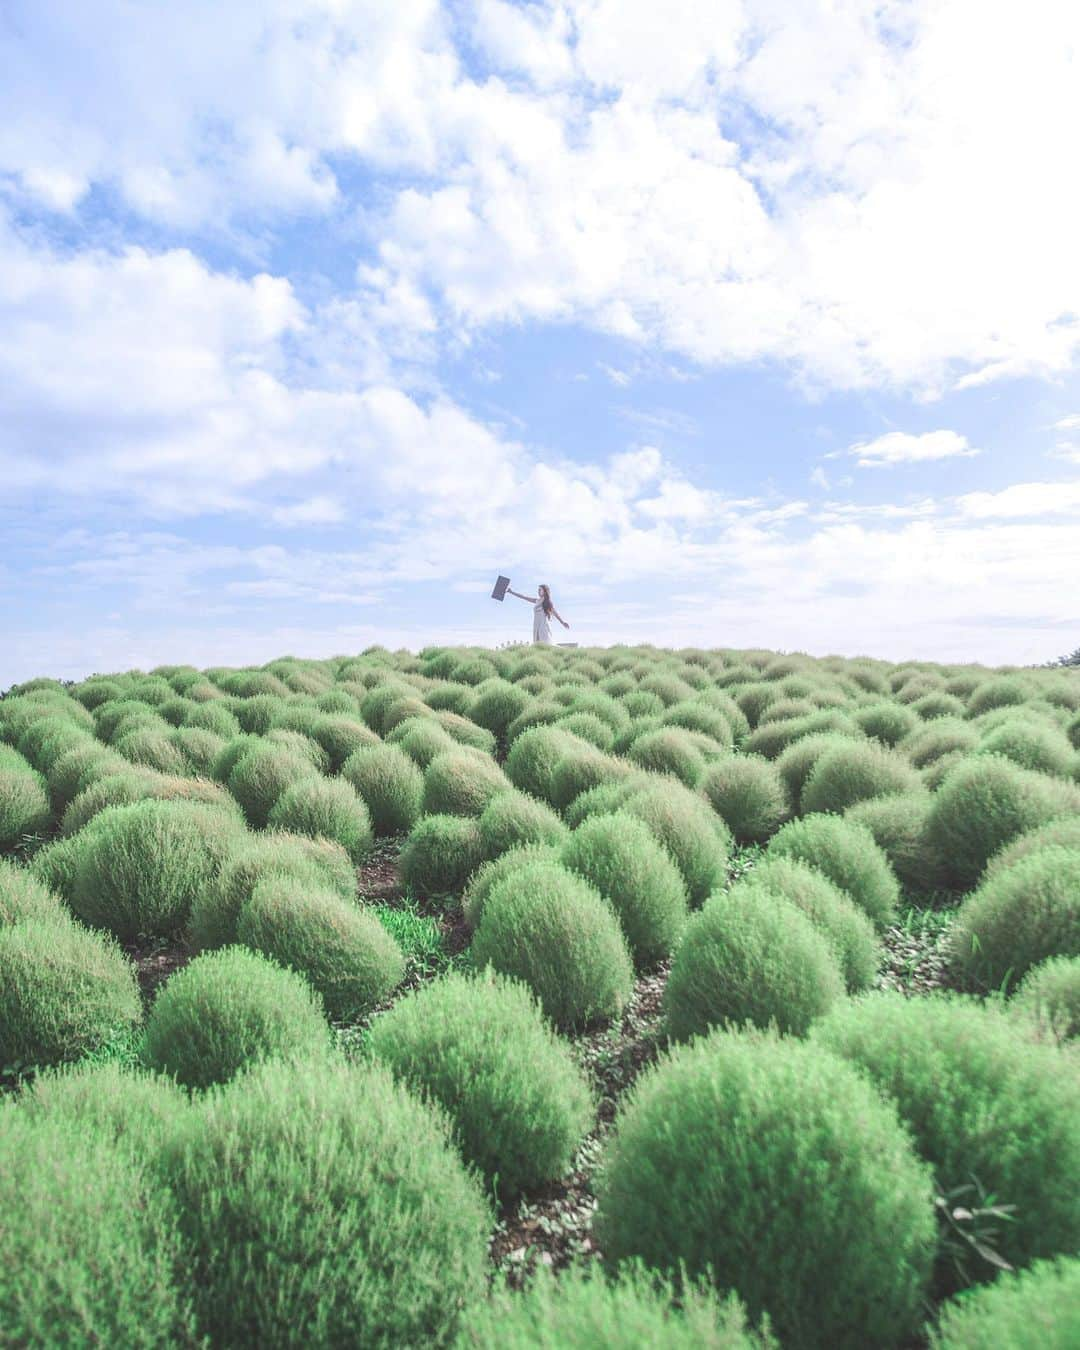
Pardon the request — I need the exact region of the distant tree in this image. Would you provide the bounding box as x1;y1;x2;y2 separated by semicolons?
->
1053;647;1080;667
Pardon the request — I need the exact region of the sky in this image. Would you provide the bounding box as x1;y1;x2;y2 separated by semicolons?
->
2;0;1080;687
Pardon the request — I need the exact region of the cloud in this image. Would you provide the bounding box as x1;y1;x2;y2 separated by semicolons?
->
5;2;1080;392
1053;414;1080;431
957;481;1080;519
840;430;980;468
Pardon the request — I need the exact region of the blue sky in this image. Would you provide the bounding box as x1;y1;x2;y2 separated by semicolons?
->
3;0;1080;686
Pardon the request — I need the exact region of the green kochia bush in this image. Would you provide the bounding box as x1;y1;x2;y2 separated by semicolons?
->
845;791;947;894
468;679;532;739
400;813;485;895
950;847;1080;992
227;742;318;828
340;743;424;835
145;946;331;1089
1013;955;1080;1042
162;1058;489;1347
238;876;404;1021
853;701;920;746
20;1060;192;1157
627;727;707;787
932;1256;1080;1350
456;1263;774;1349
267;775;373;863
462;844;561;931
622;777;732;906
800;739;922;815
766;813;900;930
68;798;246;940
0;915;142;1069
423;749;511;817
925;755;1080;889
0;760;52;848
549;745;632;811
743;857;879;993
814;994;1080;1289
0;1110;195;1346
471;862;634;1030
983;816;1080;879
478;789;568;857
977;720;1075;778
388;716;458;767
189;831;355;950
594;1028;935;1350
665;886;844;1041
0;857;65;925
700;754;787;843
560;812;688;968
369;971;593;1197
504;726;578;801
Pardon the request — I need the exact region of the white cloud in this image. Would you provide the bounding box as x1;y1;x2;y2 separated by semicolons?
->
810;466;829;489
1054;414;1080;431
957;481;1080;519
841;429;980;468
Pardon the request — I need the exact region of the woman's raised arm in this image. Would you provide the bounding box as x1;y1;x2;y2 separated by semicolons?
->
507;587;538;603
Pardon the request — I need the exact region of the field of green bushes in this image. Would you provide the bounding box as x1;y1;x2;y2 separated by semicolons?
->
1;643;1078;1347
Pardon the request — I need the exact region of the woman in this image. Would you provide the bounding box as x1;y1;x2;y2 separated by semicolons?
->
506;583;570;644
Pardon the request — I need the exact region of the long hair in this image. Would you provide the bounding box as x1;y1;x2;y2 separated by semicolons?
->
538;583;553;616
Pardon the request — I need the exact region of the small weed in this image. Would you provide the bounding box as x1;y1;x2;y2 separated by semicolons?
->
373;898;450;978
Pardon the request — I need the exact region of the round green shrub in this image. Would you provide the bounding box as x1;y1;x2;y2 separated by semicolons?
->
0;1109;195;1346
743;709;860;759
926;755;1080;888
471;862;634;1030
742;857;879;992
550;746;632;812
800;738;922;815
231;692;285;735
560;811;688;968
20;1060;191;1156
899;719;978;768
775;732;857;808
60;767;157;835
0;858;66;925
423;749;511;817
27;832;84;902
183;700;242;738
68;798;246;940
114;724;189;775
238;876;404;1021
190;830;356;950
932;1255;1080;1349
145;946;330;1089
170;725;226;776
227;742;319;828
478;789;568;857
621;778;731;906
911;692;967;721
162;1057;489;1347
700;754;787;843
0;915;141;1069
628;727;706;787
469;679;532;739
46;740;123;810
660;700;736;747
400;813;485;895
388;715;458;766
341;743;424;836
845;791;947;893
1013;956;1080;1043
309;713;380;771
594;1027;935;1350
16;716;94;771
621;689;665;718
267;774;373;864
665;886;843;1041
369;970;592;1197
0;764;52;847
424;680;475;714
853;701;920;746
505;701;562;743
505;726;580;801
462;844;561;931
209;731;262;782
265;726;332;773
455;1262;772;1349
985;816;1080;879
435;710;498;755
967;676;1031;718
562;773;644;828
977;720;1075;777
767;813;900;930
556;710;616;750
815;993;1080;1287
950;847;1080;991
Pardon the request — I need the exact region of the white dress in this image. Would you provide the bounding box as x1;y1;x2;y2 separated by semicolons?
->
533;601;553;644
